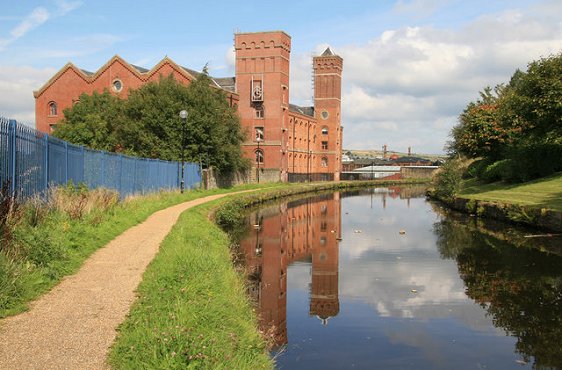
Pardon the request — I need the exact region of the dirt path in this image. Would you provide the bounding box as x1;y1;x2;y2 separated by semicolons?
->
0;191;247;370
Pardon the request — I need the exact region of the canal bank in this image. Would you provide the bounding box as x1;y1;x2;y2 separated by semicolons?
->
429;173;562;233
109;179;429;369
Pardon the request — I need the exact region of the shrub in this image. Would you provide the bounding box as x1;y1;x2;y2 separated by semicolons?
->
0;181;20;256
507;144;562;182
466;158;492;179
432;159;464;201
481;159;515;182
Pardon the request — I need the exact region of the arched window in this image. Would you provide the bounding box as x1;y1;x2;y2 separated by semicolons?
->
255;149;264;163
48;101;57;116
321;157;328;167
321;126;328;135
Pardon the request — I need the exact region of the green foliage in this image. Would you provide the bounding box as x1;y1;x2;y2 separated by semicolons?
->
54;91;125;152
506;143;562;182
53;73;248;175
449;86;515;158
481;159;514;182
432;158;464;201
501;54;562;144
214;198;247;231
466;158;492;179
448;52;562;184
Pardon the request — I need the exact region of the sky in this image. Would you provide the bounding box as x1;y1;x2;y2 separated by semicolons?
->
0;0;561;154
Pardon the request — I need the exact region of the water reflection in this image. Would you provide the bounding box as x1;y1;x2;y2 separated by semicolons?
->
241;193;342;347
433;208;562;369
236;187;562;369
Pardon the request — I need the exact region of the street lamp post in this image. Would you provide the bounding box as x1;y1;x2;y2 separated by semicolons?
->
179;110;188;193
256;137;262;183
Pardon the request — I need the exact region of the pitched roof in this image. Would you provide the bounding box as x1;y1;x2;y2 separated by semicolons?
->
321;47;335;56
34;56;238;98
289;104;314;117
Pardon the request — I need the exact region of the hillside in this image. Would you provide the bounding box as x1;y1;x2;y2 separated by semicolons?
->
344;149;445;161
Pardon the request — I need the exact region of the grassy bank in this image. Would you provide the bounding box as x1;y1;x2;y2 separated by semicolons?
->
109;179;429;369
459;172;562;211
0;183;282;318
109;198;274;369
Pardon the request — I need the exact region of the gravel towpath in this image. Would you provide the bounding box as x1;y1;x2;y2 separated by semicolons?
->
0;192;245;370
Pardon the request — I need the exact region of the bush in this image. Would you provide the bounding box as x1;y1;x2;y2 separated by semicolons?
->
432;159;464;201
466;158;493;179
507;144;562;182
481;159;515;182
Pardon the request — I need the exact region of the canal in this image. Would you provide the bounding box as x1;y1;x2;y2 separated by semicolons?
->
234;186;562;370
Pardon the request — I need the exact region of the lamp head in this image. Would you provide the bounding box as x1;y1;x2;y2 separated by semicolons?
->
179;110;188;119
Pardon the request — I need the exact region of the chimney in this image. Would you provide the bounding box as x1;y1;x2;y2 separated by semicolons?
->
408;146;411;156
383;144;387;159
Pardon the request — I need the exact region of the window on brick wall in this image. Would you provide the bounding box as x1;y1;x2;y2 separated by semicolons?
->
255;127;264;141
322;141;328;150
48;101;57;116
321;126;328;135
255;105;264;119
255;149;264;163
321;157;328;167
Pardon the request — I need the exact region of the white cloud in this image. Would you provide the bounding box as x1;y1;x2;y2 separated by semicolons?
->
0;65;57;126
289;3;562;153
0;2;82;52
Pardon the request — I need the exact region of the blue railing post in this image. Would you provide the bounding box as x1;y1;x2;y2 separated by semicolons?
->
118;155;123;194
44;135;49;190
64;141;68;184
8;119;17;195
101;151;105;188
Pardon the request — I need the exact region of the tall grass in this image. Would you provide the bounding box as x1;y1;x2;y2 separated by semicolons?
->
0;182;280;318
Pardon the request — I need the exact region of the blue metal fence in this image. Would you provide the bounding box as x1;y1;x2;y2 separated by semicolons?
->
0;117;201;198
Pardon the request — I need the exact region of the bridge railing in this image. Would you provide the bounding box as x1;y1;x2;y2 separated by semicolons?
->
0;117;201;199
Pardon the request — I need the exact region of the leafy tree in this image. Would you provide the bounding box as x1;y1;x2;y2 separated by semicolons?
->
53;91;126;152
448;86;516;158
448;52;562;158
500;53;562;144
53;71;248;175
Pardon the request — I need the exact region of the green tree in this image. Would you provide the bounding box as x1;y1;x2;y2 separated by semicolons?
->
500;53;562;144
53;71;248;175
448;86;515;158
53;91;126;152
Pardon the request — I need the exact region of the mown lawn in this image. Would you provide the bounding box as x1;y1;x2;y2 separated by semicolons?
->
459;172;562;211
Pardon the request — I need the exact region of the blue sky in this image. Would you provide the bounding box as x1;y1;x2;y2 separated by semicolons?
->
1;0;561;153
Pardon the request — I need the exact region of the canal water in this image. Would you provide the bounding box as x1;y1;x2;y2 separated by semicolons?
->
235;187;562;370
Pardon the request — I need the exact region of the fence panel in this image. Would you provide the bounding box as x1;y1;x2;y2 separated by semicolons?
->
0;118;201;198
0;118;10;188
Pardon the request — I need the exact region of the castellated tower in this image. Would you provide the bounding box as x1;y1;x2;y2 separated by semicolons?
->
234;31;291;182
313;48;343;181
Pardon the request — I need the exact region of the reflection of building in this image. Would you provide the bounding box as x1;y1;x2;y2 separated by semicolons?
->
241;194;341;347
310;193;340;325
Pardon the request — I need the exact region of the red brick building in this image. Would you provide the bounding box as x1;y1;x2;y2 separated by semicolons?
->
34;30;343;182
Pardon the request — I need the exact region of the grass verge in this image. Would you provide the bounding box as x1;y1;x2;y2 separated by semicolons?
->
109;179;429;369
459;172;562;211
0;182;282;318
